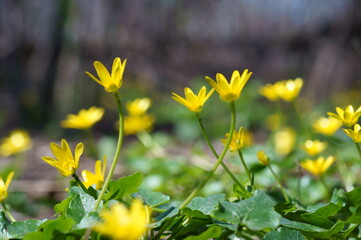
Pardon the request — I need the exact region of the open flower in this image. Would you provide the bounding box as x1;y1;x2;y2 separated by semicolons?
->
328;105;361;127
61;106;105;129
221;127;246;151
205;69;252;102
126;98;152;116
86;57;127;93
82;157;106;190
259;84;280;101
300;156;335;177
0;130;32;157
172;86;214;112
42;139;84;177
93;199;149;240
259;78;303;102
123;114;155;135
257;151;270;166
312;116;342;136
274;127;296;156
303;140;327;156
343;124;361;143
0;172;14;202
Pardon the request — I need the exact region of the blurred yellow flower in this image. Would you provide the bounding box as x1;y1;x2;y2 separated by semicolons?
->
303;140;327;156
0;130;32;157
124;114;155;135
0;172;14;202
172;86;214;112
221;127;253;151
126;98;152;116
61;106;105;129
343;124;361;143
205;69;252;102
86;57;127;93
259;78;303;102
82;157;106;190
312;116;342;136
274;127;296;156
42;139;84;177
93;199;149;240
257;151;270;166
300;156;335;177
328;105;361;127
259;84;280;101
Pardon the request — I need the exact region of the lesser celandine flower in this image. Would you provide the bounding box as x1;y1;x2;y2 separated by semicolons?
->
86;57;127;93
61;106;105;129
259;78;303;102
172;86;214;112
343;124;361;143
259;84;280;101
257;151;270;166
126;98;152;116
82;157;106;190
205;69;252;102
303;140;327;156
312;116;342;136
93;199;149;240
221;127;245;151
328;105;361;127
0;172;14;202
300;156;335;177
123;114;155;135
41;139;84;177
274;127;296;156
0;130;32;157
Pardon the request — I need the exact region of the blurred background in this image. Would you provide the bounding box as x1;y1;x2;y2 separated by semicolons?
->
1;0;361;219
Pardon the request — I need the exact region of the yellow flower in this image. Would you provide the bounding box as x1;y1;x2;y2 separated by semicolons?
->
86;57;127;93
328;105;361;127
257;151;270;166
274;127;296;156
126;98;152;116
259;84;280;101
123;114;155;135
41;139;84;177
172;86;214;112
93;199;149;240
343;124;361;143
312;116;342;136
82;157;106;190
61;106;105;129
205;69;252;102
221;127;247;151
0;130;32;157
303;140;327;156
0;172;14;202
300;156;335;177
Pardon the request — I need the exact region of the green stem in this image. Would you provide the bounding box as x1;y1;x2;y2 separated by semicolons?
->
319;175;330;199
237;149;252;183
195;113;246;189
179;102;236;210
355;143;361;161
72;173;89;193
93;92;124;211
1;202;15;222
267;165;290;202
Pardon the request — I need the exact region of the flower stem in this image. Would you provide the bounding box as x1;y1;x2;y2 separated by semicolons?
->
319;175;330;199
1;202;15;222
94;92;124;211
72;173;89;193
237;149;252;183
355;143;361;161
267;165;290;202
179;102;236;210
195;113;246;190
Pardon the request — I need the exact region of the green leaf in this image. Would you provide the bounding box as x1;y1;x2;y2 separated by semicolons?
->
300;213;334;229
313;203;341;217
274;201;298;216
183;225;222;240
67;193;96;223
185;194;225;217
104;172;143;201
132;188;170;207
24;218;75;240
330;188;347;207
347;186;361;207
213;191;281;231
233;183;252;199
7;219;45;239
263;227;306;240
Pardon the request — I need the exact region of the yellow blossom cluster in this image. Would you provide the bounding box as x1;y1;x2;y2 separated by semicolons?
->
0;130;32;157
61;106;105;130
124;98;155;135
300;156;335;177
259;78;303;102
